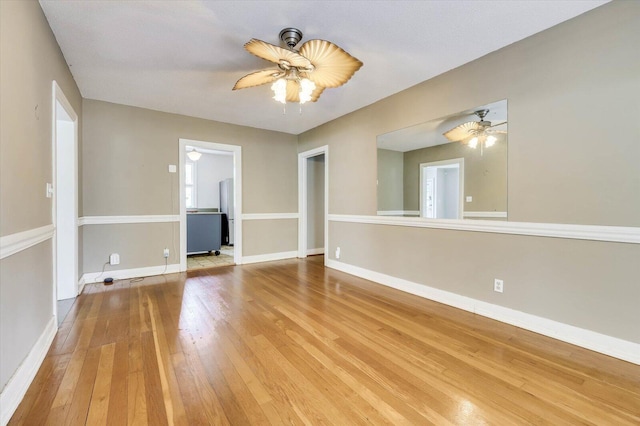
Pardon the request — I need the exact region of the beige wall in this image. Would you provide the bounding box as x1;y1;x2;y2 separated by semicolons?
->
243;219;298;257
376;149;404;212
402;134;507;213
299;2;640;343
0;0;82;391
82;100;298;271
83;223;180;272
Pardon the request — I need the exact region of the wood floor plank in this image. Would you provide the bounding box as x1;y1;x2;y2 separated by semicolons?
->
62;345;102;425
9;256;640;425
86;343;116;425
106;340;129;425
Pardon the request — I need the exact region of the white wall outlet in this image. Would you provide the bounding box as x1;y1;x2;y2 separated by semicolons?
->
163;248;170;258
466;196;473;202
109;253;120;265
168;164;177;173
335;247;341;259
494;279;504;293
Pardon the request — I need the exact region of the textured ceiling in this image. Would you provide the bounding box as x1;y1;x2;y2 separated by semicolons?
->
39;0;608;135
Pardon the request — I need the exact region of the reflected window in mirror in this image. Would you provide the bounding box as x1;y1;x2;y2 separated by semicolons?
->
377;99;507;220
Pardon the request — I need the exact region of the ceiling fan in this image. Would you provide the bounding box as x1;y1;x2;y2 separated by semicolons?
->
443;109;507;154
232;28;363;105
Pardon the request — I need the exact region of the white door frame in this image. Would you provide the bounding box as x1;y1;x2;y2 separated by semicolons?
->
419;157;464;219
51;81;79;313
179;138;242;269
298;146;329;264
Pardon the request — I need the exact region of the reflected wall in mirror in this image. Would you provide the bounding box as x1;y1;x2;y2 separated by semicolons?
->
377;99;507;220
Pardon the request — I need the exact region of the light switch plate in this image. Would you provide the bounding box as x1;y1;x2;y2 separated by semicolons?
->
466;196;472;202
168;164;177;173
46;183;53;198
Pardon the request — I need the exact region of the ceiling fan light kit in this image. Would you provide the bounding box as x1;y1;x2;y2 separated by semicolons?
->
443;109;507;155
233;27;363;108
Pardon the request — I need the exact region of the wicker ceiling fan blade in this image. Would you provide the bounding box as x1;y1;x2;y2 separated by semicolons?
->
233;69;283;90
309;85;325;102
245;38;311;68
443;121;481;142
298;39;363;88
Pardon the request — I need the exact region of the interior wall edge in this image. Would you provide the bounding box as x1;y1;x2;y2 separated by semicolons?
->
326;259;640;365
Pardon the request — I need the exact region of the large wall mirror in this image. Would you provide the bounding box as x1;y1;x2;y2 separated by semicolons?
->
377;99;508;220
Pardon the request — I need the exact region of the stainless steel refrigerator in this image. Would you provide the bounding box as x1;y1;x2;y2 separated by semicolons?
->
219;178;234;245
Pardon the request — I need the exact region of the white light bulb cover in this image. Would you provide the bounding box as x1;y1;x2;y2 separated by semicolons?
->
468;137;478;148
299;78;316;104
486;135;497;147
187;150;202;161
271;78;287;104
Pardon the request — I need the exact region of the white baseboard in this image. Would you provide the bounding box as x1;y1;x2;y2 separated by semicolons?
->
0;317;57;426
326;259;640;365
242;251;298;265
82;263;181;284
306;248;325;256
77;276;86;295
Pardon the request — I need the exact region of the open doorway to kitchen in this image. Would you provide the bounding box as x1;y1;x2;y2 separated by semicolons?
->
179;139;242;271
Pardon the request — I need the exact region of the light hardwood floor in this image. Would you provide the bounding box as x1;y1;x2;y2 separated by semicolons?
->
9;256;640;425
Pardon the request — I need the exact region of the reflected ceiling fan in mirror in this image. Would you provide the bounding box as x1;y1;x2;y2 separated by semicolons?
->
443;109;507;155
233;28;363;108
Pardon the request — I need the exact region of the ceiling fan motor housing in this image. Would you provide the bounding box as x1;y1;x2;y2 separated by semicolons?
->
279;28;303;49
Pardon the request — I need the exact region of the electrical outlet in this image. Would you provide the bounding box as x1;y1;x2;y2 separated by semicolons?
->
109;253;120;265
163;248;170;258
494;279;504;293
335;247;341;259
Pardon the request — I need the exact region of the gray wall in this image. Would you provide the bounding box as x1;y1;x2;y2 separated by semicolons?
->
82;100;299;271
307;155;325;251
299;1;640;343
0;0;82;391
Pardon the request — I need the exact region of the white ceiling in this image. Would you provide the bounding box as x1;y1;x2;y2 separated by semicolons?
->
39;0;608;135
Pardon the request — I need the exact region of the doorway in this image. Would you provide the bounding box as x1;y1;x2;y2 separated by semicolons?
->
52;82;79;322
298;146;328;262
179;139;242;270
420;158;464;219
